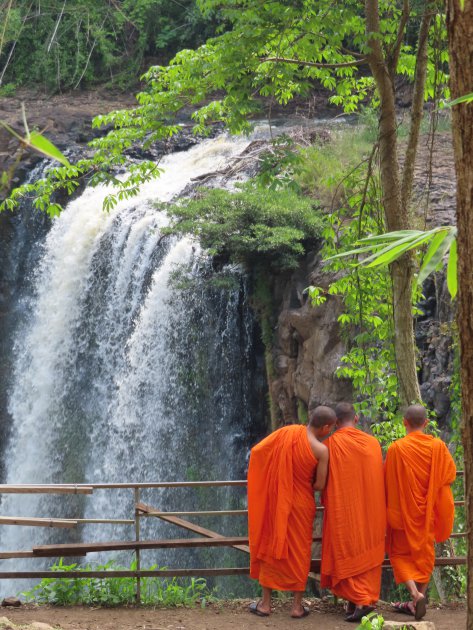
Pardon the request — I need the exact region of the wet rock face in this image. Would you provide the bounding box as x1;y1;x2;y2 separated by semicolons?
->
269;256;455;430
269;251;353;424
417;274;456;431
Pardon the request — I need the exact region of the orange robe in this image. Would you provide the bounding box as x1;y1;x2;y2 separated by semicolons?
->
321;427;386;606
385;432;456;584
247;424;317;591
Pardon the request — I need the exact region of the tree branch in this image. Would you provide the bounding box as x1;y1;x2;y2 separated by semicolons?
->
260;56;368;69
400;9;432;214
388;0;410;75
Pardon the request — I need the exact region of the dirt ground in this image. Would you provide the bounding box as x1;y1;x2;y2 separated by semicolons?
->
1;599;466;630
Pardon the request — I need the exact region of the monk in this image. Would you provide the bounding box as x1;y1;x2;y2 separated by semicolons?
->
320;402;386;623
385;404;456;621
247;405;336;619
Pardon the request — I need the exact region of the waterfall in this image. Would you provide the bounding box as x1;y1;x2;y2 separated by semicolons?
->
0;133;268;595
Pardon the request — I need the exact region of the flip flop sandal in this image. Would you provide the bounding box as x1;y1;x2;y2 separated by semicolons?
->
415;597;427;621
291;605;310;619
345;605;375;623
392;601;415;616
249;601;270;617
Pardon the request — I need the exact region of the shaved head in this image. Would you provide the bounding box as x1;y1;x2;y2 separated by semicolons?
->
404;404;427;428
335;402;356;424
309;405;336;428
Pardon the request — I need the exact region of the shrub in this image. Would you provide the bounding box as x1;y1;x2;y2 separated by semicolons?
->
162;184;323;271
21;558;214;606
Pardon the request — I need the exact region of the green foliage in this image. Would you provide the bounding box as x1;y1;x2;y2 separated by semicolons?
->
2;0;450;217
0;0;218;92
161;184;322;271
257;135;304;193
0;82;16;96
356;611;384;630
302;128;404;442
329;226;458;299
21;558;213;606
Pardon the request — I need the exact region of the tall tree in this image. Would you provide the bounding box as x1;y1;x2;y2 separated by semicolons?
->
446;0;473;626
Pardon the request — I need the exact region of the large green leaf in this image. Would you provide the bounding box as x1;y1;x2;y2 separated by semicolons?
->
417;229;452;285
325;243;386;261
445;92;473;107
363;231;436;267
28;131;70;167
416;229;455;285
357;230;424;244
447;239;458;299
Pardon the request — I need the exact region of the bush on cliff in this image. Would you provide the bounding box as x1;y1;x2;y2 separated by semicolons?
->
160;185;322;271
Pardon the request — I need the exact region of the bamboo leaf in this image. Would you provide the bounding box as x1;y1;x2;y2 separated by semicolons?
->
417;230;456;285
0;120;24;142
325;243;386;261
358;230;423;244
363;231;436;267
445;91;473;107
416;229;449;285
447;239;458;299
28;132;70;166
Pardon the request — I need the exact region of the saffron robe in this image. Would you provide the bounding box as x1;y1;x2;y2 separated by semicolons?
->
248;424;317;591
385;432;456;584
321;427;386;606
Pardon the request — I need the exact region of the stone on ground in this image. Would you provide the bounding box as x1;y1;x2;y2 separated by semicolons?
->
1;599;21;608
383;621;436;630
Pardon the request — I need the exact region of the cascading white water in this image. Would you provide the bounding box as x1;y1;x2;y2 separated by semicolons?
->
0;132;269;594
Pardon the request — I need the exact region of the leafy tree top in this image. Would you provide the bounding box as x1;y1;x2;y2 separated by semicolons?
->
2;0;447;216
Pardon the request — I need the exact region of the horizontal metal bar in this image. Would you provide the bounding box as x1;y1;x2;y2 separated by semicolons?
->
86;481;247;489
0;568;251;579
141;510;247;517
0;556;466;580
0;485;93;495
32;536;250;556
0;517;77;528
72;519;135;524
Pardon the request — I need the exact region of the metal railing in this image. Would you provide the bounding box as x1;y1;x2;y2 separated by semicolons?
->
0;476;466;602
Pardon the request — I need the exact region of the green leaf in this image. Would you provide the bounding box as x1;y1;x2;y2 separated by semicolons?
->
325;243;385;261
28;132;70;166
445;92;473;107
417;229;456;285
358;230;423;244
447;239;458;299
363;231;435;267
418;229;448;272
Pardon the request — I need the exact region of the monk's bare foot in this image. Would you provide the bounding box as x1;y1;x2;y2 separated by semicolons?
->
290;604;310;618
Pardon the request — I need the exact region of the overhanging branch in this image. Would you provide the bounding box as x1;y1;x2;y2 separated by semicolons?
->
261;56;368;69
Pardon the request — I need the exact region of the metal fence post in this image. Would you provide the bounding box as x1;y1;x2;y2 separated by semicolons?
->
134;487;141;603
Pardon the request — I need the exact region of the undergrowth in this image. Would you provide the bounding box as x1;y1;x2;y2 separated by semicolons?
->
21;559;214;607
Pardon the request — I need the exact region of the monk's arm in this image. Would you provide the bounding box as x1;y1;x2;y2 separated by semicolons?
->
312;443;329;491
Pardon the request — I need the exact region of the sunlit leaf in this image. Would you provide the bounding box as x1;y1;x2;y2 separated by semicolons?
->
447;239;458;299
445;91;473;107
363;231;435;267
28;132;70;167
417;228;456;285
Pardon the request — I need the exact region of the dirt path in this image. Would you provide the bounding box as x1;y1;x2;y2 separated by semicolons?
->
1;600;466;630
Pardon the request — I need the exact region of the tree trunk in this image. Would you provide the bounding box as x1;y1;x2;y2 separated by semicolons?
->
446;1;473;627
365;0;422;408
